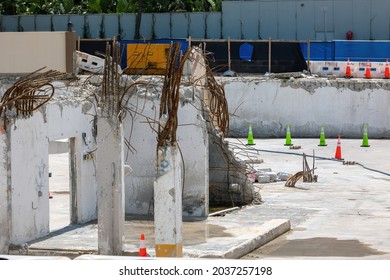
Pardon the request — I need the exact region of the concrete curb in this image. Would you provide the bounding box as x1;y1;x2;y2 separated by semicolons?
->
184;219;291;259
223;219;291;259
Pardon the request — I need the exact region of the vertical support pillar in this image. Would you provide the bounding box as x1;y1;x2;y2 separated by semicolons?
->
154;145;183;257
0;122;10;253
307;39;311;73
268;37;272;73
97;117;124;255
228;36;231;71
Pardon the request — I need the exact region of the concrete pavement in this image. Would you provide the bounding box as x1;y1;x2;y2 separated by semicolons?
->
24;137;390;259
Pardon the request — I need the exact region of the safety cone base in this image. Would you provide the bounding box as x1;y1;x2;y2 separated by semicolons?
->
361;144;370;147
284;143;293;146
318;144;328;147
332;157;344;161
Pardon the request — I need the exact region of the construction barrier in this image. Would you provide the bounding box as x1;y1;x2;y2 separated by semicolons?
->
309;60;390;79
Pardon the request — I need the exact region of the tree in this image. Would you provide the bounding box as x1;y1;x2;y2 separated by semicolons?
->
0;0;222;15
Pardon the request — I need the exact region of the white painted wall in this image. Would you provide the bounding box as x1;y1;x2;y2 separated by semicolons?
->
0;93;98;246
223;77;390;139
10;111;49;244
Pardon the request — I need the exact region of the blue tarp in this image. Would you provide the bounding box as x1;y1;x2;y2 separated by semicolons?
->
300;42;335;61
239;42;254;61
334;40;390;62
300;40;390;62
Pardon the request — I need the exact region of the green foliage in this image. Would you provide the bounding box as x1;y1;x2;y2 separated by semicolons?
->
0;0;222;15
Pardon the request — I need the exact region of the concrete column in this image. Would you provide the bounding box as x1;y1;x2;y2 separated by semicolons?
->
0;123;10;253
97;117;124;255
154;145;183;257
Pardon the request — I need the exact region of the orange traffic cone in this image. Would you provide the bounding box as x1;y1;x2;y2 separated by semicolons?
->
334;135;344;160
139;233;147;257
345;58;352;78
384;59;390;79
365;61;371;79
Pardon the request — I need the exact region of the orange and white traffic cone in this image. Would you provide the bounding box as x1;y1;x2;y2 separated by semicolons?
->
384;59;390;79
334;135;344;160
345;58;352;78
139;233;147;257
365;60;372;79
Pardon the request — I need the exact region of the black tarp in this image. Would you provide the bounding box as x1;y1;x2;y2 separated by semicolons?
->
193;41;308;74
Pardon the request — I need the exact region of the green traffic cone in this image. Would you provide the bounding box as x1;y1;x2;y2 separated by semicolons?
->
318;126;327;146
246;124;255;145
361;124;370;147
284;125;293;146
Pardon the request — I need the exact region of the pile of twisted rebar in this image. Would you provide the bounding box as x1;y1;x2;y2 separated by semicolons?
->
0;68;72;125
205;59;229;137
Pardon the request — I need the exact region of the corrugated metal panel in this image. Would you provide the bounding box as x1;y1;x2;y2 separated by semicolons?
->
153;14;171;39
171;13;189;38
222;1;241;39
278;1;296;40
205;13;222;39
119;14;136;40
259;2;278;39
188;13;207;39
296;1;315;40
140;13;153;40
103;14;119;39
241;1;260;39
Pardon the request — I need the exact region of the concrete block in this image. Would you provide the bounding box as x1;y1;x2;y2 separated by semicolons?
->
265;172;278;182
257;175;271;183
277;172;290;181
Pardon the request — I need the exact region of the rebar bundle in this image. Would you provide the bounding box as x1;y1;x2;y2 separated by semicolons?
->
0;67;71;126
100;39;122;118
157;43;191;148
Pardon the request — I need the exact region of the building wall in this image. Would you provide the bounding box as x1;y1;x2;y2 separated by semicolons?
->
0;32;75;74
2;1;390;40
223;77;390;139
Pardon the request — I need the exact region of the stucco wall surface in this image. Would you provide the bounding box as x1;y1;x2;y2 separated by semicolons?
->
223;77;390;139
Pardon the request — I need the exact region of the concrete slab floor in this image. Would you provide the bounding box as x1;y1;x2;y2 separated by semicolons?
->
31;137;390;259
228;137;390;259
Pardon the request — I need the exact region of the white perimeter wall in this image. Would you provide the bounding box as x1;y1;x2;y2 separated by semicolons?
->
223;78;390;139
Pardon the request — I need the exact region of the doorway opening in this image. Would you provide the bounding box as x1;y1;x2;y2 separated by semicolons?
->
48;138;75;232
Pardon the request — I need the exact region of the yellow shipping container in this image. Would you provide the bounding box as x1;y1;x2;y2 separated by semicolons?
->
125;43;171;75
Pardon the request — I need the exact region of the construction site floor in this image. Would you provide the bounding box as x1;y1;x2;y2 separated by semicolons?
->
22;138;390;259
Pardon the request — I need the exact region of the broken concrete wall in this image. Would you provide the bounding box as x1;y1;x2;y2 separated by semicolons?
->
123;78;209;218
209;132;253;207
0;78;98;248
223;78;390;139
